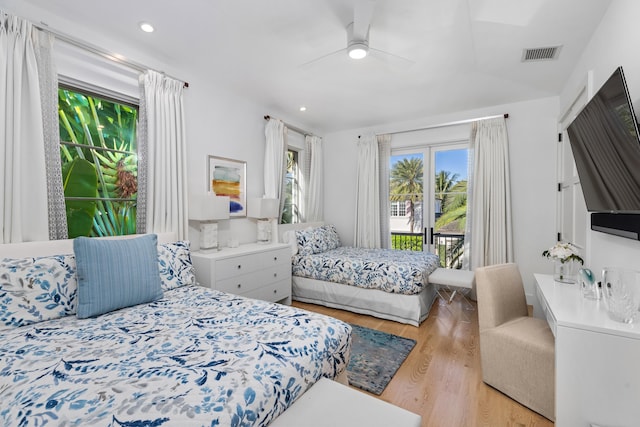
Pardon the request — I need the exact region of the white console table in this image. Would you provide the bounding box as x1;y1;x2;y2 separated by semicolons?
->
534;274;640;427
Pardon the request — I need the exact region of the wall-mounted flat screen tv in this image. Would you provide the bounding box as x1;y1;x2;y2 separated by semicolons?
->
567;66;640;214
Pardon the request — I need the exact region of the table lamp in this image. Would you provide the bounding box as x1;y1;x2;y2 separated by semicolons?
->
248;198;279;244
189;194;230;252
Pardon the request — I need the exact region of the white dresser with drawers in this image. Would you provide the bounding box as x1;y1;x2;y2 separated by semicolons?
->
192;243;292;304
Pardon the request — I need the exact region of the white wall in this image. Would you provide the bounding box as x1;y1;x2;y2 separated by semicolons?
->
324;97;559;302
560;0;640;279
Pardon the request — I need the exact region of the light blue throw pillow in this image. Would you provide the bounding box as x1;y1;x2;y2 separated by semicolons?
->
74;234;163;319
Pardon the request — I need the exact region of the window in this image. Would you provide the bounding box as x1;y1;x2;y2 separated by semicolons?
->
390;201;407;217
282;149;301;224
58;86;139;237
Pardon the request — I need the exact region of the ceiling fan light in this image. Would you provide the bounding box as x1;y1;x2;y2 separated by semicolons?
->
139;22;154;33
348;43;368;59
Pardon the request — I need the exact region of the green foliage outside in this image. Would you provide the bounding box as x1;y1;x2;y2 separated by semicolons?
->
390;157;423;233
434;170;467;233
58;88;138;238
281;150;298;224
391;234;423;251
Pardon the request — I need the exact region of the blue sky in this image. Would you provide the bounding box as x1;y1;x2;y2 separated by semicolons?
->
390;149;468;181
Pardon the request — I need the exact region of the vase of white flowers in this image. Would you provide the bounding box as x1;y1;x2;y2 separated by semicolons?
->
542;242;584;284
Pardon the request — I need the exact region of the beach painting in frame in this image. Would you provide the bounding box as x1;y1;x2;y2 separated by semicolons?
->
208;155;246;217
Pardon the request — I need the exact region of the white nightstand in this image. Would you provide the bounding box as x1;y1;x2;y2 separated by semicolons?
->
191;243;292;304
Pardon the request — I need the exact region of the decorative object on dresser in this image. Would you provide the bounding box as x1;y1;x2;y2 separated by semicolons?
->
578;267;600;300
601;267;640;324
248;197;279;244
188;193;230;251
207;155;247;217
476;263;555;421
541;241;583;284
191;242;292;304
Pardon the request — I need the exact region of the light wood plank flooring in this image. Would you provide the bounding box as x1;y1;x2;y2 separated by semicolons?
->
292;294;554;427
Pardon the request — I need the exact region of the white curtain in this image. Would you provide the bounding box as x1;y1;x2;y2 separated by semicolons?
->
354;134;381;248
465;117;514;269
138;70;188;239
264;118;288;217
0;12;49;243
304;134;323;222
34;29;67;240
377;134;391;248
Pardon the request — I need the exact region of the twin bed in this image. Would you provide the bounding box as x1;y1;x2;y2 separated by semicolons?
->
0;234;351;426
280;223;441;326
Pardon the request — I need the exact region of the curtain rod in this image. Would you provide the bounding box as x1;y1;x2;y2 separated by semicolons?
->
264;115;313;136
386;113;509;136
34;22;189;88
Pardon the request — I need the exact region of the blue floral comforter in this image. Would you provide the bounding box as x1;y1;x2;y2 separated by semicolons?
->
292;247;440;295
0;286;351;427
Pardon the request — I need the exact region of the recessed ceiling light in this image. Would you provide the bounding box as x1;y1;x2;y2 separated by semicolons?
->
299;106;307;112
139;22;154;33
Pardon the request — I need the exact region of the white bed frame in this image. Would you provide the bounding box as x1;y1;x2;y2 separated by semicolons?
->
279;223;437;326
0;233;177;258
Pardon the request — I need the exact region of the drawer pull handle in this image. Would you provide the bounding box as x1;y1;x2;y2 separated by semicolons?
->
273;289;277;294
237;265;242;269
273;273;277;277
274;256;278;261
237;284;242;289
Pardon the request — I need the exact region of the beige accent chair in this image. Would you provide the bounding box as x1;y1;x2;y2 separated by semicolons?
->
475;263;555;421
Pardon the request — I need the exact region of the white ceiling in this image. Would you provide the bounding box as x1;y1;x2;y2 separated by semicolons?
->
6;0;612;133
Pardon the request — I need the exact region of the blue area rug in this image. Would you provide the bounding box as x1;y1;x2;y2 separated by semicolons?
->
347;324;416;395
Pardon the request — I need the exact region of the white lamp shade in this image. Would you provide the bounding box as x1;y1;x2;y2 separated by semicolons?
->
248;198;279;219
189;195;230;221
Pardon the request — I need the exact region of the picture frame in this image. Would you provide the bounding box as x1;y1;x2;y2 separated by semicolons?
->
207;155;247;218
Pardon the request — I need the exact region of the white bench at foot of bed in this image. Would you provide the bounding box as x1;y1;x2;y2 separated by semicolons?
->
270;378;422;427
428;267;475;303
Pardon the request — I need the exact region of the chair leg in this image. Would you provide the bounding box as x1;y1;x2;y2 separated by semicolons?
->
448;289;457;304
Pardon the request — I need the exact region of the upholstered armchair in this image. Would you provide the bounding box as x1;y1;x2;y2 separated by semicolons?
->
475;263;555;421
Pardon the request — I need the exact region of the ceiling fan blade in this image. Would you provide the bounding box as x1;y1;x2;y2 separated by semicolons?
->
298;47;347;69
369;47;415;68
352;0;375;40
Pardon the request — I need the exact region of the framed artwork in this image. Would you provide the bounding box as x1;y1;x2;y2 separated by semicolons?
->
207;155;247;217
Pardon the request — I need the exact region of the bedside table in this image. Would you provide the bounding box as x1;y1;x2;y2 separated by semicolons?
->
191;243;292;304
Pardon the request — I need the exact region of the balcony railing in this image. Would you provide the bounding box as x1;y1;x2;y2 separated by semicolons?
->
391;231;464;269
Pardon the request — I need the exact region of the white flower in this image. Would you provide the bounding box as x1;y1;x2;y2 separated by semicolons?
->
542;242;584;264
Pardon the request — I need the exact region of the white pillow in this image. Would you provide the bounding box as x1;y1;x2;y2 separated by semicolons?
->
282;230;299;256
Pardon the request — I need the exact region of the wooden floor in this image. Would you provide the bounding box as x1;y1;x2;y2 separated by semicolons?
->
292;294;554;427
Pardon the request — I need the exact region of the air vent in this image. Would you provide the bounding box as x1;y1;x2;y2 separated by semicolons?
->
522;46;562;62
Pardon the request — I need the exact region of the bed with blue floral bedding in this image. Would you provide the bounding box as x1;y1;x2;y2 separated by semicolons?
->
292;246;440;295
0;236;351;427
282;224;441;326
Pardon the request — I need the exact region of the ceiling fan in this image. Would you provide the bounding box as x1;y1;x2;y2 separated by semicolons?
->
299;0;414;68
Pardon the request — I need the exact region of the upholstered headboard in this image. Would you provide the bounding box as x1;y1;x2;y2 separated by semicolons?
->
0;232;177;258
